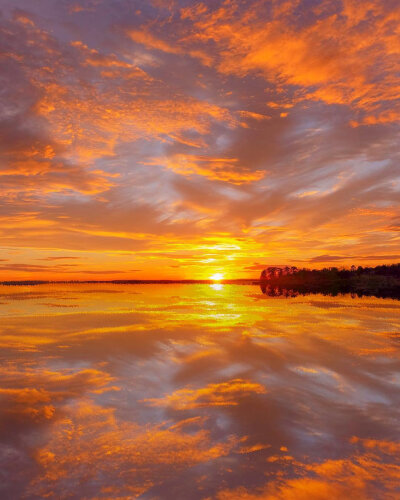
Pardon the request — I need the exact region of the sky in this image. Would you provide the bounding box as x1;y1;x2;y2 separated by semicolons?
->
0;0;399;280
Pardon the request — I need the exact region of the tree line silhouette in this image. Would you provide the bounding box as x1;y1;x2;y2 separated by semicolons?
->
259;263;400;294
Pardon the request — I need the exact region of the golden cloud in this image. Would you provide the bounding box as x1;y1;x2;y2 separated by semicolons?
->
143;378;267;409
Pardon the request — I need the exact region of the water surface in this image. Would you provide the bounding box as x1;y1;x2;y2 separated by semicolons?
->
1;284;399;499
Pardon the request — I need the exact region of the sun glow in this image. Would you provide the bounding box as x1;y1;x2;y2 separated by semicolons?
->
209;273;224;281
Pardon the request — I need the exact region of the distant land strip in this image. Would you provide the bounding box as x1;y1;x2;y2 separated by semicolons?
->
0;279;257;286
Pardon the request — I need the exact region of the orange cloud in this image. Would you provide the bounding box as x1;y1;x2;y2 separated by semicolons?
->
0;367;116;427
143;379;267;409
152;154;265;184
34;76;232;162
128;28;213;66
1;15;233;204
29;401;237;498
215;439;400;499
128;29;182;54
181;0;400;123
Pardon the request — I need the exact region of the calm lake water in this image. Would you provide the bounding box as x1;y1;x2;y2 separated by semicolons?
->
1;284;399;499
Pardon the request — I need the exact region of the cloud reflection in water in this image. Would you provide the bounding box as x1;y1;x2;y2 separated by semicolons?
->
0;284;399;499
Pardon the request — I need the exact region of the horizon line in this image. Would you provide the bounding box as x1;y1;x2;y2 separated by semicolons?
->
0;279;259;286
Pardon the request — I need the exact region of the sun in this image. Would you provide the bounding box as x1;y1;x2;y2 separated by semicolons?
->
209;273;224;281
